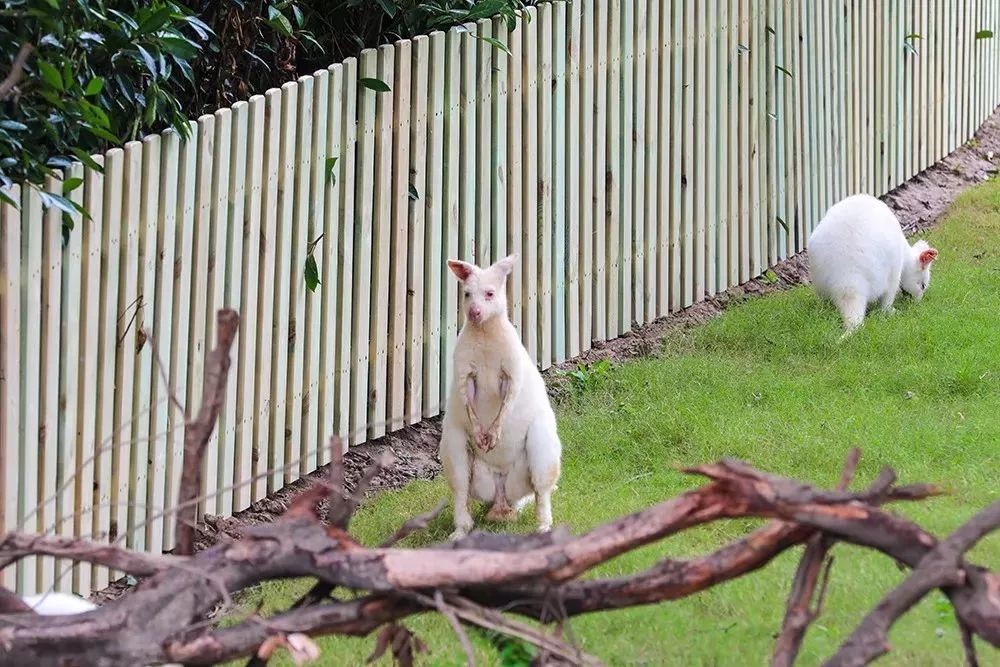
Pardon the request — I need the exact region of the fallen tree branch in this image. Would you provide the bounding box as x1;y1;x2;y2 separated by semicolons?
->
1;310;996;667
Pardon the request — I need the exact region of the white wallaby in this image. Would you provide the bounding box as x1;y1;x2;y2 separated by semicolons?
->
440;254;562;540
807;194;939;337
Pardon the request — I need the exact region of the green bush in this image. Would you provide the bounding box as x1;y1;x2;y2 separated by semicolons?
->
0;0;209;210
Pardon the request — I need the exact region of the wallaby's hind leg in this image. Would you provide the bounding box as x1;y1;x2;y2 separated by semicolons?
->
525;419;561;533
836;293;867;339
440;422;474;539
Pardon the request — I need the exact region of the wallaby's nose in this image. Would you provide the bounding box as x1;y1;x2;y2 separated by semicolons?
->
467;305;483;323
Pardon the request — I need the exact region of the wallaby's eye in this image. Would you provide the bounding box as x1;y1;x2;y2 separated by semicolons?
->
485;290;495;299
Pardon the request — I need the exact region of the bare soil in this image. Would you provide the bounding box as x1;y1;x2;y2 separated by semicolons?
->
92;109;1000;604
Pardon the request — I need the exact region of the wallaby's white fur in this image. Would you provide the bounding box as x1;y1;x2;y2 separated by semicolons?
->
441;254;562;539
807;194;939;337
22;592;98;615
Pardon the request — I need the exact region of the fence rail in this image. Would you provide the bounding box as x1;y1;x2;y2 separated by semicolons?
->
2;0;999;596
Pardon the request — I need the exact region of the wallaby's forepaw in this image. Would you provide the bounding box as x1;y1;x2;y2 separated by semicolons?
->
475;426;500;451
449;527;469;540
486;503;516;523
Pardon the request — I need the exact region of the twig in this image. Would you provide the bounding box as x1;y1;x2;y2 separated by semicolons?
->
142;327;187;419
434;591;477;667
175;309;240;556
0;43;33;100
379;499;447;548
772;448;859;666
0;533;176;577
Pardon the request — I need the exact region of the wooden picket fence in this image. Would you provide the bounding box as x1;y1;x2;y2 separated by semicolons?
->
2;0;999;597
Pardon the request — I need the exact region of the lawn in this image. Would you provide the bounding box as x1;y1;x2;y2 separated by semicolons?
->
235;180;1000;666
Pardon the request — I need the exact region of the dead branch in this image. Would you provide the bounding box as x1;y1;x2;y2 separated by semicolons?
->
379;499;447;548
175;309;240;556
0;43;33;100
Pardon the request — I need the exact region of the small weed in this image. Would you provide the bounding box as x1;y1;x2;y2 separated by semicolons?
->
967;138;980;148
470;627;536;666
557;359;613;397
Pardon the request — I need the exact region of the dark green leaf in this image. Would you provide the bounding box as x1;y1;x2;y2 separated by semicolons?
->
905;33;923;40
304;254;321;292
84;77;104;96
0;190;17;208
775;65;793;79
37;60;64;91
775;216;789;233
0;120;28;132
375;0;398;18
138;7;172;34
408;184;419;201
79;32;105;44
325;156;338;184
360;77;391;92
63;177;84;194
292;4;306;26
71;148;103;172
38;190;81;216
267;6;294;36
136;45;159;77
976;29;994;39
473;34;512;56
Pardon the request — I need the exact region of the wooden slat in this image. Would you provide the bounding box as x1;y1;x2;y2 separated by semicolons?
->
619;0;635;328
92;147;124;590
236;97;263;506
149;131;179;549
407;37;429;424
521;12;540;361
442;28;461;397
692;0;707;299
643;0;658;314
38;174;63;591
389;40;411;432
607;0;622;331
336;59;358;441
476;20;493;267
0;184;21;591
705;0;719;290
302;75;325;473
424;37;445;417
20;185;43;584
682;0;696;301
490;17;509;270
131;134;160;552
727;0;740;283
223;101;248;501
287;77;312;475
594;0;609;334
568;0;583;352
313;68;336;458
254;91;279;495
539;4;555;365
272;83;296;484
369;46;394;439
206;107;232;513
352;50;376;443
57;165;85;589
580;0;596;339
505;22;524;340
459;23;477;273
630;0;646;323
552;2;569;360
670;0;684;307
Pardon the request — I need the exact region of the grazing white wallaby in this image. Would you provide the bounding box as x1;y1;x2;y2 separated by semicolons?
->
808;194;939;337
21;592;98;615
440;254;562;539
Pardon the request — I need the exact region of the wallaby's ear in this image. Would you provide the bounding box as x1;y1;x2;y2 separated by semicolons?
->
918;247;939;269
447;259;476;282
492;254;518;276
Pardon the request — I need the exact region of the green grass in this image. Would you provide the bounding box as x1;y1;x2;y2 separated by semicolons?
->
236;181;1000;666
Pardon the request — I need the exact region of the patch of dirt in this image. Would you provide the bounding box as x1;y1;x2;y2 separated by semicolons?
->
92;108;1000;604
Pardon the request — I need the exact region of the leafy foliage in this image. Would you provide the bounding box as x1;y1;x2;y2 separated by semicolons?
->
0;0;211;199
